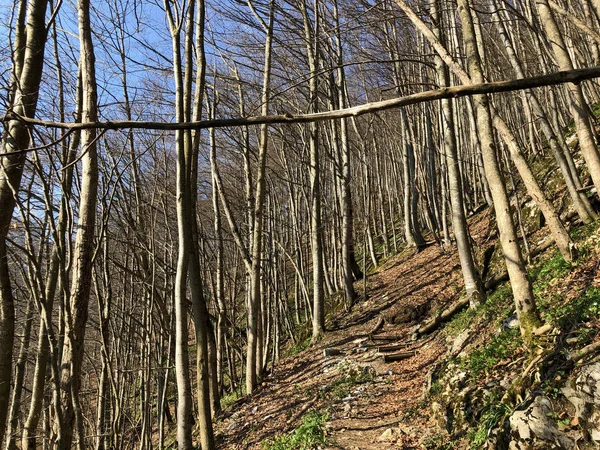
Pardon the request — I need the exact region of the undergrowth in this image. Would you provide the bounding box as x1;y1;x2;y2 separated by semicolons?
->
446;283;514;338
286;322;312;356
533;246;600;341
423;433;458;449
469;393;512;449
262;410;328;450
221;387;245;410
461;327;522;379
435;222;599;447
328;364;374;400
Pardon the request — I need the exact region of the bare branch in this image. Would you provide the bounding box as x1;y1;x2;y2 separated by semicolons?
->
4;67;600;135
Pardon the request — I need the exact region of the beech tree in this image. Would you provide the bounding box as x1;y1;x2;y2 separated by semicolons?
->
2;0;600;446
0;0;49;443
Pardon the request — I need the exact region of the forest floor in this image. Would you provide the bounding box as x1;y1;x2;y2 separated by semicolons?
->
213;212;498;449
212;208;600;449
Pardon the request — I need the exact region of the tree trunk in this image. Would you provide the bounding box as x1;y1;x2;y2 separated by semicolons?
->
430;0;484;307
455;0;540;342
59;0;99;447
536;0;600;193
0;1;49;442
247;0;275;394
164;0;194;447
300;0;325;341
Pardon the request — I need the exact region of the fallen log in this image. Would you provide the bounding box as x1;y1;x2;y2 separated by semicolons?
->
368;316;385;336
383;350;416;363
417;297;470;336
323;348;343;357
370;334;404;342
570;341;600;363
377;343;410;353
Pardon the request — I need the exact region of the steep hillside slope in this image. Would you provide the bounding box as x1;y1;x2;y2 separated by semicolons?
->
213;212;600;449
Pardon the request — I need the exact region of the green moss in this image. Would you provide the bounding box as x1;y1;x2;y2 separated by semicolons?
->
517;309;542;347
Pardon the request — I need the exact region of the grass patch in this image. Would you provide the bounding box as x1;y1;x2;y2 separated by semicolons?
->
445;284;514;338
461;327;522;379
329;370;373;400
422;433;457;449
469;394;512;449
570;220;600;243
324;361;375;401
445;304;476;338
221;387;245;410
531;251;572;287
532;249;600;336
288;335;311;356
545;286;600;332
285;321;312;357
263;410;328;450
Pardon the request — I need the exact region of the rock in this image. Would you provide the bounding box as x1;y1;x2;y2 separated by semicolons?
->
562;362;600;444
521;201;544;232
398;423;417;437
422;362;443;399
377;427;400;442
342;403;351;416
362;365;376;376
431;401;446;429
502;313;519;331
508;396;574;449
449;329;472;356
446;370;467;392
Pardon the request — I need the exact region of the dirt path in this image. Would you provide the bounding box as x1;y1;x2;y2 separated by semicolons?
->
214;226;484;449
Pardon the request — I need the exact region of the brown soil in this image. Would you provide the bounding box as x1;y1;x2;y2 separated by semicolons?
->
213;214;497;449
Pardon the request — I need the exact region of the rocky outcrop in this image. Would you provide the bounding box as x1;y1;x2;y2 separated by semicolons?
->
562;362;600;444
507;396;574;450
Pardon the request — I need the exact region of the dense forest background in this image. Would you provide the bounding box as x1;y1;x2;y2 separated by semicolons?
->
2;0;600;449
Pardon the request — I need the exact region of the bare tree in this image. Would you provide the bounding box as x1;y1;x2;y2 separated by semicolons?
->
0;0;49;443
